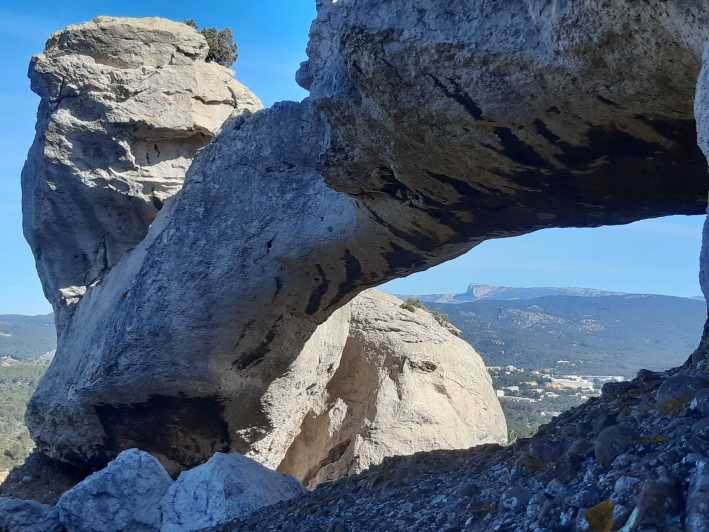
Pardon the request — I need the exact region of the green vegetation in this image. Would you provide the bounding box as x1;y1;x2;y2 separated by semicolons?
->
184;20;238;67
0;314;55;360
430;310;452;328
427;294;705;377
0;362;47;470
400;298;425;312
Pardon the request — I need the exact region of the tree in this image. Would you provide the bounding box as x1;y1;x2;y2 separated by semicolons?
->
184;20;239;67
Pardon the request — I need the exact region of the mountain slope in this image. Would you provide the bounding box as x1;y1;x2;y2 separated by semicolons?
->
0;315;56;360
426;294;706;377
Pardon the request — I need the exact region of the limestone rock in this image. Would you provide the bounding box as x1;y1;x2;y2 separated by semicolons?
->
56;449;173;532
278;290;507;487
655;374;709;413
0;497;62;532
690;388;709;417
594;424;638;468
160;453;304;531
687;460;709;532
25;5;709;476
22;16;262;329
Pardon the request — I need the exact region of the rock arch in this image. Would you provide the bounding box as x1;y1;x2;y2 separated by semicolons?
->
22;3;709;474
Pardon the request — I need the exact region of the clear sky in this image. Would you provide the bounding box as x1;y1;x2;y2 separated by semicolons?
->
0;1;705;315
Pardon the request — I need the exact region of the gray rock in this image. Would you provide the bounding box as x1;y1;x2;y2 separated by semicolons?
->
613;476;642;501
594;425;639;468
690;388;709;417
635;479;681;529
56;449;173;532
160;453;304;531
686;460;709;532
0;497;62;532
567;487;601;509
655;375;709;413
22;16;262;330
21;1;709;492
500;487;531;511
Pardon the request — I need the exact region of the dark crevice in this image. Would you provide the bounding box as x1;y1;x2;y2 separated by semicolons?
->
306;265;330;315
428;73;483;120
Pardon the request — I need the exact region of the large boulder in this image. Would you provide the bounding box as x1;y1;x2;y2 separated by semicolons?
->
24;4;709;476
279;290;506;487
56;449;172;532
160;453;304;531
22;16;261;330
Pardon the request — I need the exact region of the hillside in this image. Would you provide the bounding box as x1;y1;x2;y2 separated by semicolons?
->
0;315;55;360
0;359;48;471
425;293;705;377
411;283;627;304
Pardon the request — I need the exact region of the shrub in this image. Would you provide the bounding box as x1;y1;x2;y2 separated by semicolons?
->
400;298;424;312
430;310;451;327
184;20;238;67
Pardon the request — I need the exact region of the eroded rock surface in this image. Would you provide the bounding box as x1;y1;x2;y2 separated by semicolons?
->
23;1;709;484
56;449;172;532
279;290;506;487
22;16;261;329
160;453;304;531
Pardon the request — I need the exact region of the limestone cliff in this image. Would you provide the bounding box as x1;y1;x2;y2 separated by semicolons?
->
22;16;262;330
20;17;506;482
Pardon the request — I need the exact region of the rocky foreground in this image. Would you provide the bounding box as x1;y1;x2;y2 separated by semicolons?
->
226;369;709;531
4;365;709;531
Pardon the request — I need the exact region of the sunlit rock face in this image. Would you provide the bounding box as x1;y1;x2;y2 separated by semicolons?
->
22;16;262;330
279;290;506;488
24;1;709;475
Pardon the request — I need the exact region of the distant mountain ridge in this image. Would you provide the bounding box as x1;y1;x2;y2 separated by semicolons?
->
414;287;707;377
404;283;703;304
0;314;56;360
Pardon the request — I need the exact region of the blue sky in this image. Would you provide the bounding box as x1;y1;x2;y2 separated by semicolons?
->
0;1;705;315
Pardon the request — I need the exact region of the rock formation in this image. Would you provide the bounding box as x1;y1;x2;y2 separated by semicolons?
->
23;3;709;476
279;290;506;488
20;17;506;480
161;453;304;531
0;449;305;532
22;16;262;330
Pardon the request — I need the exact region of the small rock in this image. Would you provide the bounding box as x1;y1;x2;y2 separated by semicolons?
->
655;374;709;414
594;424;639;468
686;460;709;532
568;486;602;509
612;503;631;529
57;449;172;532
613;476;642;501
545;479;567;499
691;388;709;417
635;479;681;528
602;381;634;399
526;493;547;519
500;487;531;511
